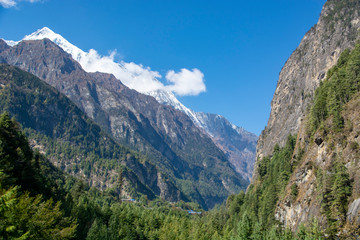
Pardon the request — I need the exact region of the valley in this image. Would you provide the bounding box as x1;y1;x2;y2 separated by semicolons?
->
0;0;360;239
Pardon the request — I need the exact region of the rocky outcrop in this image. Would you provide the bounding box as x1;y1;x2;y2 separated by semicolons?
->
347;198;360;224
275;92;360;231
255;0;360;181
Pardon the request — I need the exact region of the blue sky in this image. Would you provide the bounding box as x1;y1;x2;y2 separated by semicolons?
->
0;0;326;135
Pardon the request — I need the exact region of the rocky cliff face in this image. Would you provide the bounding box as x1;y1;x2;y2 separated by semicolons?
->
275;91;360;232
250;0;360;232
149;89;257;181
192;112;257;181
0;39;247;209
256;0;360;164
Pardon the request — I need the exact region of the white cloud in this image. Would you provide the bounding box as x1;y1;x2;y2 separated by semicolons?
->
0;0;16;7
77;49;205;96
0;0;42;8
78;49;165;93
21;26;206;96
121;62;165;93
165;68;206;96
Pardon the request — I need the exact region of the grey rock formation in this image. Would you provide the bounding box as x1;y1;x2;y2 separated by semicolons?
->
149;89;257;181
275;91;360;230
255;0;360;180
347;198;360;224
192;112;257;181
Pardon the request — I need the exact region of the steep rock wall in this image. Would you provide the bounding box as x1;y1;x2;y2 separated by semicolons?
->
275;92;360;231
256;0;360;168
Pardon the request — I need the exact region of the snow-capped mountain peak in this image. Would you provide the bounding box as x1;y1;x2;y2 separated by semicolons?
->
2;27;257;180
24;26;54;39
3;40;17;47
3;26;254;140
11;27;167;94
23;27;86;63
147;89;203;128
146;89;252;140
4;27;207;132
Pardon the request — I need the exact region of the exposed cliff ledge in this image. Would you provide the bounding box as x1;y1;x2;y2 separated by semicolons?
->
275;91;360;232
255;0;360;175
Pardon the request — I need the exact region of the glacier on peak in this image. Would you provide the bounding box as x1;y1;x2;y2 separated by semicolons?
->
147;89;257;146
6;27;164;94
23;27;85;63
3;28;221;130
4;27;206;128
147;90;204;129
3;40;18;47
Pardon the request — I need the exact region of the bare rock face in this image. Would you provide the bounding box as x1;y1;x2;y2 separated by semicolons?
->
193;112;257;181
347;198;360;224
275;92;360;230
255;0;360;181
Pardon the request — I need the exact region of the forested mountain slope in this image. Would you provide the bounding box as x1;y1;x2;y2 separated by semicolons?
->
0;63;187;202
1;0;360;238
0;108;334;240
0;111;206;239
231;0;360;236
275;43;360;234
235;26;360;239
215;42;360;239
14;27;257;182
0;38;247;209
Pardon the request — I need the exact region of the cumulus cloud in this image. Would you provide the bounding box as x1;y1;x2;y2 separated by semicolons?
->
78;49;165;93
22;26;206;96
77;48;206;96
165;68;206;96
0;0;42;8
22;27;193;95
121;62;164;93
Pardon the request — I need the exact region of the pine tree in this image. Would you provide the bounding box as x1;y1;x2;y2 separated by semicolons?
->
329;161;351;229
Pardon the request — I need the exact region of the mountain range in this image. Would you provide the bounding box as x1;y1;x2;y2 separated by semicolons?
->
0;28;257;209
148;89;257;180
5;27;257;181
1;0;360;237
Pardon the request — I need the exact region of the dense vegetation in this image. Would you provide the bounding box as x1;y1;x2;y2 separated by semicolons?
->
306;43;360;238
0;112;199;239
316;160;352;237
206;43;360;239
309;43;360;134
1;34;360;240
0;112;77;239
0;64;181;201
1;112;332;239
0;64;247;209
